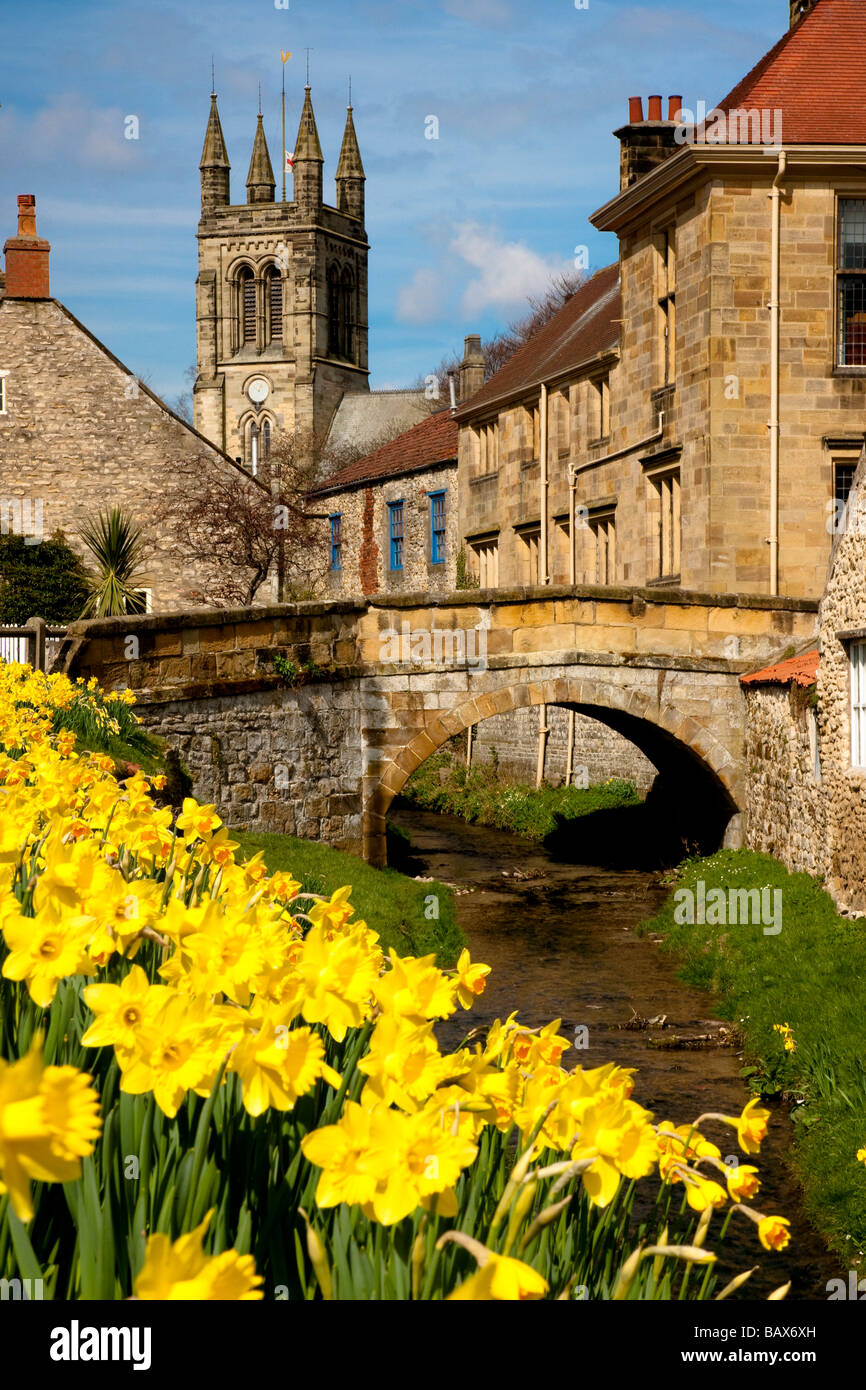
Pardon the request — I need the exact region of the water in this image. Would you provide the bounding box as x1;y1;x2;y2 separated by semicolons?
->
390;801;844;1302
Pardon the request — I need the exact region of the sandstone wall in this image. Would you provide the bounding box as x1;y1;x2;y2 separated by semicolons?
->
469;703;657;792
742;683;826;878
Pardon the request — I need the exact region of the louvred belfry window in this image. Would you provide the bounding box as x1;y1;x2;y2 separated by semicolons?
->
240;269;256;345
838;200;866;366
268;270;283;342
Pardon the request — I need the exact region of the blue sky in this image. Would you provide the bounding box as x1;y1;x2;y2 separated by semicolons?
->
1;0;789;402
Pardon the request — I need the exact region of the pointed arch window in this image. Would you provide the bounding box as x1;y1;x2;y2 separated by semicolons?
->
340;267;354;360
327;265;341;356
239;267;256;346
263;419;271;460
267;267;283;343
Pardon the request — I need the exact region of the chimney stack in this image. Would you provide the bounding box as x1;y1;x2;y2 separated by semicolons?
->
3;195;51;299
459;335;485;402
615;96;685;191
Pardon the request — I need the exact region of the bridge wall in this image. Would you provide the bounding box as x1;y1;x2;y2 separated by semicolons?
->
59;585;818;865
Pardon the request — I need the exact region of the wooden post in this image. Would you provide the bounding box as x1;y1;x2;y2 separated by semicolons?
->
26;615;46;671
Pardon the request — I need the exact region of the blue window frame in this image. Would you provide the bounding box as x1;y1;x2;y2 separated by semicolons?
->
330;513;342;571
429;490;446;564
389;500;404;570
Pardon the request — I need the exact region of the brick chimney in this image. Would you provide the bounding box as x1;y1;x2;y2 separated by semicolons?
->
615;96;684;191
3;195;51;299
459;335;485;401
790;0;818;25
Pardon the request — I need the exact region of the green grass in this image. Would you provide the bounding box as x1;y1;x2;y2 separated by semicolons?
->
641;848;866;1261
401;742;640;840
231;829;464;966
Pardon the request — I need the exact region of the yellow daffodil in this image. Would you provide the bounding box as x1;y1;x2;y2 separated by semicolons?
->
758;1215;792;1252
448;1253;548;1301
135;1212;262;1299
454;949;491;1010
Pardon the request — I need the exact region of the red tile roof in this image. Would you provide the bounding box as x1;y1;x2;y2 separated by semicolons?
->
313;407;457;493
716;0;866;144
740;649;819;688
455;263;621;418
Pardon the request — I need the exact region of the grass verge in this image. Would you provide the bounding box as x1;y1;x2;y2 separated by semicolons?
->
401;742;640;840
641;848;866;1261
232;828;464;966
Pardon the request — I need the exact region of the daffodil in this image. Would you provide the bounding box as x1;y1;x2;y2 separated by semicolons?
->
134;1212;262;1299
448;1252;548;1301
454;949;491;1010
230;1018;341;1116
758;1215;791;1252
0;1038;101;1221
374;948;456;1022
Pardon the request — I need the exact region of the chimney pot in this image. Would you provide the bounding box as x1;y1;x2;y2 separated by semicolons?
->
628;96;644;124
648;95;663;122
17;194;37;238
669;95;683;122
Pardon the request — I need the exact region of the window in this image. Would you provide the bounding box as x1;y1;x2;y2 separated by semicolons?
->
807;706;821;783
340;268;354;359
327;265;341;355
519;528;541;584
652;468;681;579
128;588;152;615
655;228;676;385
389;501;404;571
0;372;7;414
429;491;446;564
470;536;499;588
263;419;271;461
330;514;342;571
590;510;616;584
834;459;858;532
851;641;866;767
838;200;866;366
555;391;570;453
526;404;540;460
239;268;256;346
267;268;283;343
592;375;610;441
476;421;498;473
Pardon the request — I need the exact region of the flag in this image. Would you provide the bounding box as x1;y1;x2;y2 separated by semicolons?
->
285;151;294;172
281;50;291;63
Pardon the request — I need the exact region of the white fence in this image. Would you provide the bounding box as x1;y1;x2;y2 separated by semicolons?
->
0;622;67;671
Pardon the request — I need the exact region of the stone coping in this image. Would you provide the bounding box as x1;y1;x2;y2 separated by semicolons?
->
64;584;819;640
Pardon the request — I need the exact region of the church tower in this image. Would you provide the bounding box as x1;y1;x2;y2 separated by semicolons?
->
193;88;370;470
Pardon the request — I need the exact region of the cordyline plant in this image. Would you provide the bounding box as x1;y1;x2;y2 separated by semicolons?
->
0;664;794;1301
79;508;147;619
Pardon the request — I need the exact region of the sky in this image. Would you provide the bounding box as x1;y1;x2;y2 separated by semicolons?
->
1;0;790;403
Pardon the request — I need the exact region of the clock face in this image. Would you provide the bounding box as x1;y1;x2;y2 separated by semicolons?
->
248;378;269;404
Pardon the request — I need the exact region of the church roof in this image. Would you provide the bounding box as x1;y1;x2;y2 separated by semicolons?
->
313;408;457;494
454;263;621;419
716;0;866;144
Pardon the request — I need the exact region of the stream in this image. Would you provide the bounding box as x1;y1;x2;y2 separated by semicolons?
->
390;800;844;1302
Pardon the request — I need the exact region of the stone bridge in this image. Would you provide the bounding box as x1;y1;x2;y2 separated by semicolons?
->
60;585;818;866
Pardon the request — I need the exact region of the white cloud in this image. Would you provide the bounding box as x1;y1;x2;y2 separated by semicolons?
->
3;95;142;172
450;221;573;316
396;267;444;324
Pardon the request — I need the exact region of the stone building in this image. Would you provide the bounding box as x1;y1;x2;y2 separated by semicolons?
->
741;442;866;914
310;407;458;597
194;87;370;470
455;0;866;603
0;195;275;613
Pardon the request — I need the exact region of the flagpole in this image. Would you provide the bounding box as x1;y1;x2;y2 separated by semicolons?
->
281;59;286;203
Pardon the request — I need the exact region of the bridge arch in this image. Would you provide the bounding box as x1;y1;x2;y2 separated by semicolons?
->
365;674;741;866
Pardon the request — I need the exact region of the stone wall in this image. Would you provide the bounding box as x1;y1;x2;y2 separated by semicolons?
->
742;682;825;878
319;462;458;598
469;703;657;792
0;296;276;613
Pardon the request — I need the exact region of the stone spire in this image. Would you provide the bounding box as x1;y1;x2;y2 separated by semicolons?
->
336;105;365;222
246;113;276;204
293;86;323;215
200;94;231;213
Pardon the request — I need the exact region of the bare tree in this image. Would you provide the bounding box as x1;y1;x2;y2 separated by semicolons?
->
418;269;587;399
158;440;328;608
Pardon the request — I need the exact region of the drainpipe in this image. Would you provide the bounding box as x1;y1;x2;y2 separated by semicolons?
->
466;722;473;770
539;383;549;583
566;461;577;786
769;150;787;596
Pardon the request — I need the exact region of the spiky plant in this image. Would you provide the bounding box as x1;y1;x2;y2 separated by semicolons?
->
79;508;147;618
